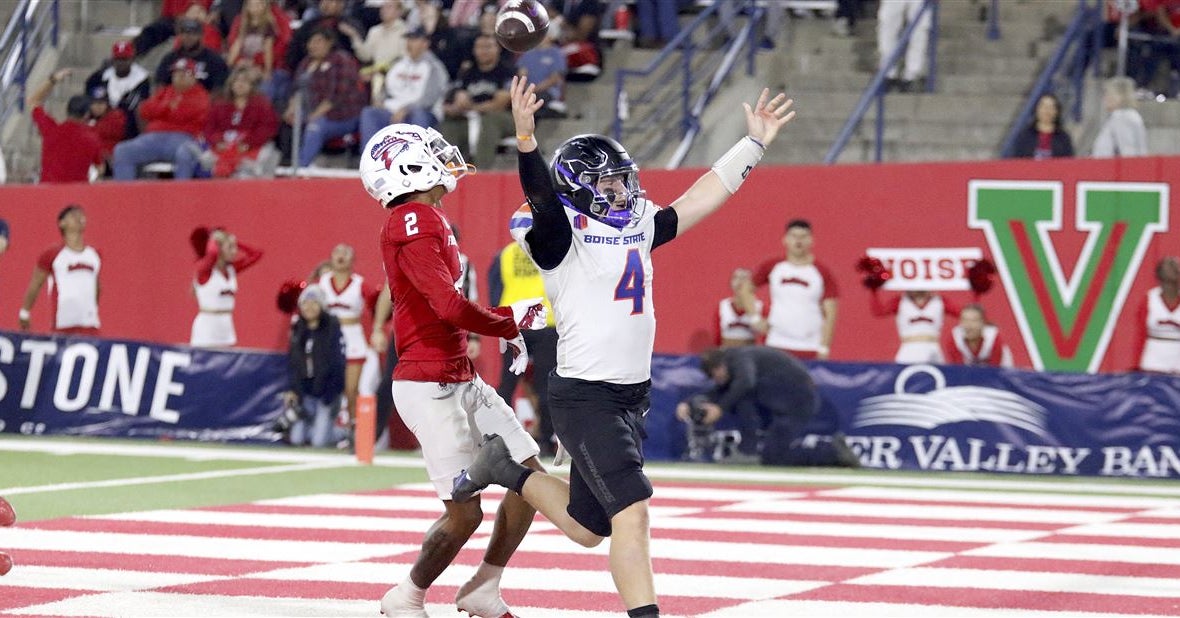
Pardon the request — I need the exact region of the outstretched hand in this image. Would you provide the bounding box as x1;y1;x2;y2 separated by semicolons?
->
510;75;545;142
743;88;795;148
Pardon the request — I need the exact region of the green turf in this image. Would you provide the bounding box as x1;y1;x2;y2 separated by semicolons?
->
0;452;282;489
4;462;427;521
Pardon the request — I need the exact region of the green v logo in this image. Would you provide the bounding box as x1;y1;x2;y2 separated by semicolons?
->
969;181;1169;372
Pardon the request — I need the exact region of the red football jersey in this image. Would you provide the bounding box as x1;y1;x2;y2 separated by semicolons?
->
381;201;518;382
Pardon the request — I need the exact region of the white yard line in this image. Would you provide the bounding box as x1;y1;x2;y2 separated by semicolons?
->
0;461;345;495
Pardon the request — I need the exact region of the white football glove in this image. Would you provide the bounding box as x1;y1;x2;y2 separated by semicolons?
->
500;332;529;375
509;297;548;331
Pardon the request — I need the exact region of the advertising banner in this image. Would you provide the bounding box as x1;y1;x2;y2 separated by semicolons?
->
0;330;285;441
649;354;1180;478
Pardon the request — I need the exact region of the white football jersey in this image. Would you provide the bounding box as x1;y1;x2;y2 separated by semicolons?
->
522;202;659;384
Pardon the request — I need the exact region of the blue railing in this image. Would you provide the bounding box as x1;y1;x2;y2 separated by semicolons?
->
824;0;939;164
998;0;1100;158
613;0;760;164
0;0;60;135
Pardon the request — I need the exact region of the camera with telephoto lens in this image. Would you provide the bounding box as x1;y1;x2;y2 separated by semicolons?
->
271;400;308;433
683;395;716;462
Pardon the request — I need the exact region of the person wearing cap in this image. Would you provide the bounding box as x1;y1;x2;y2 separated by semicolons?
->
358;26;447;147
284;27;365;168
282;284;348;448
155;17;230;93
86;86;127;172
26;68;103;184
85;41;152;140
112;58;211;180
19;205;101;335
190;227;264;347
132;0;214;57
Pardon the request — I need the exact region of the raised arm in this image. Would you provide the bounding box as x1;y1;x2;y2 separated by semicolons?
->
511;75;572;269
669;89;795;235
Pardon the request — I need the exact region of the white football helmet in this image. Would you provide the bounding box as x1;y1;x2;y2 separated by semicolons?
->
359;124;470;207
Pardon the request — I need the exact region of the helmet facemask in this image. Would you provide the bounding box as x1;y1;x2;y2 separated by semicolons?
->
554;160;648;229
422;127;473;184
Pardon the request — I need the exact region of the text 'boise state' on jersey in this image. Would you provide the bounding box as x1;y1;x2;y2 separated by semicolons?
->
511;148;679;384
381;201;518;383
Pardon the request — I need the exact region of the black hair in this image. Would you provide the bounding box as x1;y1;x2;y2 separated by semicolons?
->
66;95;90;119
699;347;726;375
309;26;338;46
786;219;811;232
1031;92;1064;132
57;204;83;223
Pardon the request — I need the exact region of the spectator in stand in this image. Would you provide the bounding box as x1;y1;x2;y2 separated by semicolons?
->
132;0;214;56
753;219;838;359
203;68;280;177
870;289;960;364
1093;76;1149;157
284;28;366;168
877;0;932;92
156;17;231;93
942;303;1013;367
359;26;448;145
1132;0;1180;98
0;219;8;257
412;0;465;79
717;267;766;348
341;0;408;71
226;0;293;102
85;41;152;140
26;69;103;184
1009;93;1075;160
516;27;567;118
833;0;863;37
634;0;683;49
1134;256;1180;373
113;59;211;180
190;227;264;347
19;205;101;335
441;33;515;168
283;284;348;448
317;243;384;438
181;1;227;52
286;0;363;73
489;232;559;455
87;87;128;174
559;0;604;82
684;346;859;467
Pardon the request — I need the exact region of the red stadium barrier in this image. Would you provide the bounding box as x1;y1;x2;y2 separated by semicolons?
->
0;155;1176;375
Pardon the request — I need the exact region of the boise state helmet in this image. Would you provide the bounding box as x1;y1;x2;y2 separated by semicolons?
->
550;134;647;228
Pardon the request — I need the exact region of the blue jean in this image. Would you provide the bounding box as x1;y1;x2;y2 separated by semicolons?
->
112;131;201;180
359;106;437;149
298;115;360;167
289;394;341;448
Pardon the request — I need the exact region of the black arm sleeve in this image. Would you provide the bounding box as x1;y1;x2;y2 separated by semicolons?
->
488;253;504;306
519;148;572;270
652;207;679;250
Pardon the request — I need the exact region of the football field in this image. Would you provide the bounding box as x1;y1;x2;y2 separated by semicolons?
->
2;436;1180;617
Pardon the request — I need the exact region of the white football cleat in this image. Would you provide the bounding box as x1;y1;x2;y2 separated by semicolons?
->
455;576;517;618
380;585;429;617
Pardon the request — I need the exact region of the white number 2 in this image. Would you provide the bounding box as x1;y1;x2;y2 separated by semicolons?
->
404;212;419;236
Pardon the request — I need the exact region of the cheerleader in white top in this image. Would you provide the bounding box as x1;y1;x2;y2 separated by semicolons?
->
190;228;263;347
716;267;767;347
942;303;1013;367
871;289;960;363
1134;257;1180;374
318;243;384;423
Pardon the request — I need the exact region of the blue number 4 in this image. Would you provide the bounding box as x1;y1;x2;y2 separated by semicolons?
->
614;249;645;314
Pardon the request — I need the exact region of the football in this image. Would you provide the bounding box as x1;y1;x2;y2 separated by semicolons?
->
495;0;550;53
0;496;13;527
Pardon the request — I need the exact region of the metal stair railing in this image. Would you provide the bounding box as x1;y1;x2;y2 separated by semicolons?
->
824;0;939;164
998;0;1100;158
613;0;761;166
0;0;60;134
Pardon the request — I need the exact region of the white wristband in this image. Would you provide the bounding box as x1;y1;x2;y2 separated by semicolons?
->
711;136;765;194
18;308;30;321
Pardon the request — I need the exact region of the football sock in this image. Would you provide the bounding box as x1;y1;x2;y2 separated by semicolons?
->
627;604;659;617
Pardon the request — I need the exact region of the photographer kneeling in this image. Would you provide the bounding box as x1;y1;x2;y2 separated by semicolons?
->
280;285;347;447
680;346;859;467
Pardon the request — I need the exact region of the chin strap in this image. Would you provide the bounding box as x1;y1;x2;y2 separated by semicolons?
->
711;136;766;194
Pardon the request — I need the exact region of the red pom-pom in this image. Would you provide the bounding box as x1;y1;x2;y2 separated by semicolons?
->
190;227;211;258
276;279;308;314
967;258;996;295
857;256;892;290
